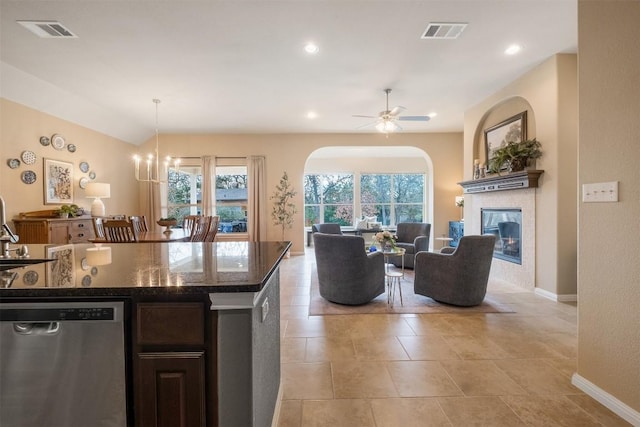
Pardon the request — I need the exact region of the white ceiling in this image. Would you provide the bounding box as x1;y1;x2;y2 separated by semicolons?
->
0;1;577;145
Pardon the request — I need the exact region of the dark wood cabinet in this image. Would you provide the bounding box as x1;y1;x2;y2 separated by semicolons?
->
449;221;464;247
12;217;95;244
133;301;215;427
137;352;206;427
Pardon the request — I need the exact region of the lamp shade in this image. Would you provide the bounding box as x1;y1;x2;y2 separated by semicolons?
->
86;246;112;266
85;182;111;198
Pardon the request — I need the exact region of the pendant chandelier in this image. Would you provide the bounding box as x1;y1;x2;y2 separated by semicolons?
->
133;99;180;183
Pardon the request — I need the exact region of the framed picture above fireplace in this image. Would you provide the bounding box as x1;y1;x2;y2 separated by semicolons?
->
484;111;527;172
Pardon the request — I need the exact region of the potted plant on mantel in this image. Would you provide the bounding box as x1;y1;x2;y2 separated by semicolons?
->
271;171;297;254
488;138;542;175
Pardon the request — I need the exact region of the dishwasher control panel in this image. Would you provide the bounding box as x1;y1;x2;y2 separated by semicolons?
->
0;307;116;322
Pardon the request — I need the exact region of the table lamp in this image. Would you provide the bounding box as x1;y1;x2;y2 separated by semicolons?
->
85;182;110;217
455;196;464;222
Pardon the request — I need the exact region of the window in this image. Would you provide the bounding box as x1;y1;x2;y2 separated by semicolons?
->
303;172;425;227
361;174;424;225
167;163;248;234
168;164;202;223
215;166;248;233
304;174;354;226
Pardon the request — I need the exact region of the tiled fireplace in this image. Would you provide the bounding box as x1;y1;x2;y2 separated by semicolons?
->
469;189;536;289
481;208;522;264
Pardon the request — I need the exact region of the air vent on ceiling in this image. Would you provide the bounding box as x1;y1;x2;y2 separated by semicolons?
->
421;22;467;40
17;21;77;38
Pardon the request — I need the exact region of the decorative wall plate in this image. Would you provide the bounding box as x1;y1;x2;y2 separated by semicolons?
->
21;150;37;165
23;270;39;286
79;177;89;189
91;266;98;276
51;134;66;150
89;171;96;180
7;158;20;169
79;161;90;173
21;170;37;184
40;136;50;146
81;275;92;287
81;258;90;270
67;144;77;153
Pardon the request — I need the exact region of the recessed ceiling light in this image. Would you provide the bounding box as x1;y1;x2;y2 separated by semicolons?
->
505;44;521;55
428;112;438;118
306;111;318;119
304;43;319;54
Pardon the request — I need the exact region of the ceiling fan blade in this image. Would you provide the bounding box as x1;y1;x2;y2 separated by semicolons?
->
352;114;378;119
388;106;406;116
356;120;379;130
397;115;431;122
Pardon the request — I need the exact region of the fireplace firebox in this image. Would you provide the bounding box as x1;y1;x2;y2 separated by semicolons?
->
481;208;522;264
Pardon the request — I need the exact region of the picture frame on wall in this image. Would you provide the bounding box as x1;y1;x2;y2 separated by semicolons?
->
46;244;75;287
44;158;74;204
484;111;527;172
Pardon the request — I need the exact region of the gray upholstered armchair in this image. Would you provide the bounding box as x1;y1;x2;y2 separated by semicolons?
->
390;222;431;269
312;223;343;234
313;233;385;305
414;235;496;306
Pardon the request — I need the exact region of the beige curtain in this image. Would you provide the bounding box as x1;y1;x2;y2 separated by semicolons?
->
247;155;266;242
144;181;163;232
201;155;216;216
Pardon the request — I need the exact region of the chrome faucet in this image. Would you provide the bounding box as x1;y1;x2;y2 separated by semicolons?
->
0;196;20;258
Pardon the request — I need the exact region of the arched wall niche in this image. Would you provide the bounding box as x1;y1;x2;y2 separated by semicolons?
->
473;96;536;166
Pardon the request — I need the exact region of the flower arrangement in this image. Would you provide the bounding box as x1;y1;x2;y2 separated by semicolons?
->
373;230;397;249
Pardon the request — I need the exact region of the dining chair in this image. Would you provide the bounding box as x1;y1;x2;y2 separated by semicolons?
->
205;215;220;242
190;216;212;242
183;215;201;232
129;215;148;233
92;217;105;240
103;219;138;242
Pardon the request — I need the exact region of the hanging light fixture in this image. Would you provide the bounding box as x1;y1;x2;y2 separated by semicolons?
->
375;119;400;134
133;99;180;182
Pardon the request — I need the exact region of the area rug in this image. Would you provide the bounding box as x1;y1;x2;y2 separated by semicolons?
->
308;267;514;315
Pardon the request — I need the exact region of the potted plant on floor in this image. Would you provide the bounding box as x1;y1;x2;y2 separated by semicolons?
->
271;171;297;252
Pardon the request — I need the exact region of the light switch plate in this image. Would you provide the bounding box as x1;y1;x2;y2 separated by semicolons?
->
582;181;619;203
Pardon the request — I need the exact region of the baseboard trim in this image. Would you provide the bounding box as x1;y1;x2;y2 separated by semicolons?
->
571;373;640;426
534;287;577;302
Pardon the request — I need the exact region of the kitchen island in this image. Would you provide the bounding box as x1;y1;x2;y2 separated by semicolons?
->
0;241;290;427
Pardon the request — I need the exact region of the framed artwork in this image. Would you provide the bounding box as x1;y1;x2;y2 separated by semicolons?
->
44;158;74;204
484;111;527;171
46;245;76;287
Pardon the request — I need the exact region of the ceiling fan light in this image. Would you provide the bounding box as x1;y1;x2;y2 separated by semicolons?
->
375;120;399;133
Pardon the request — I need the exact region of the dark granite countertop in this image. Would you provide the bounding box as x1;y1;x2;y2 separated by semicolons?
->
0;241;291;298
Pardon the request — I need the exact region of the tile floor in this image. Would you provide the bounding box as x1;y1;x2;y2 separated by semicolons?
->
275;250;630;427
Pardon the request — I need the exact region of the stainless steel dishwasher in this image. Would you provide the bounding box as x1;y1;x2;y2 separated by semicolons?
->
0;301;127;427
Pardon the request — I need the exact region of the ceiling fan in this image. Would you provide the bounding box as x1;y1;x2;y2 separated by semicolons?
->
353;88;430;134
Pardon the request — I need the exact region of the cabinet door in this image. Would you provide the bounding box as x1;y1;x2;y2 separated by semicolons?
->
69;219;94;243
49;222;70;244
136;352;206;427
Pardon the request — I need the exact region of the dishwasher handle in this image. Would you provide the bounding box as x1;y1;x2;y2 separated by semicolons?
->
13;322;60;336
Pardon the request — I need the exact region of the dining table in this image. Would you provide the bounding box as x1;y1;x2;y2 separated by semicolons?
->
90;228;191;243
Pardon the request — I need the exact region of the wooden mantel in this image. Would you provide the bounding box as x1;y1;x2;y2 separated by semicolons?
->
458;170;544;194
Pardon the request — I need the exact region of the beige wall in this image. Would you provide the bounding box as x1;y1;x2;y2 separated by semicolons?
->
0;99;140;220
577;0;640;414
144;133;462;253
464;54;578;297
